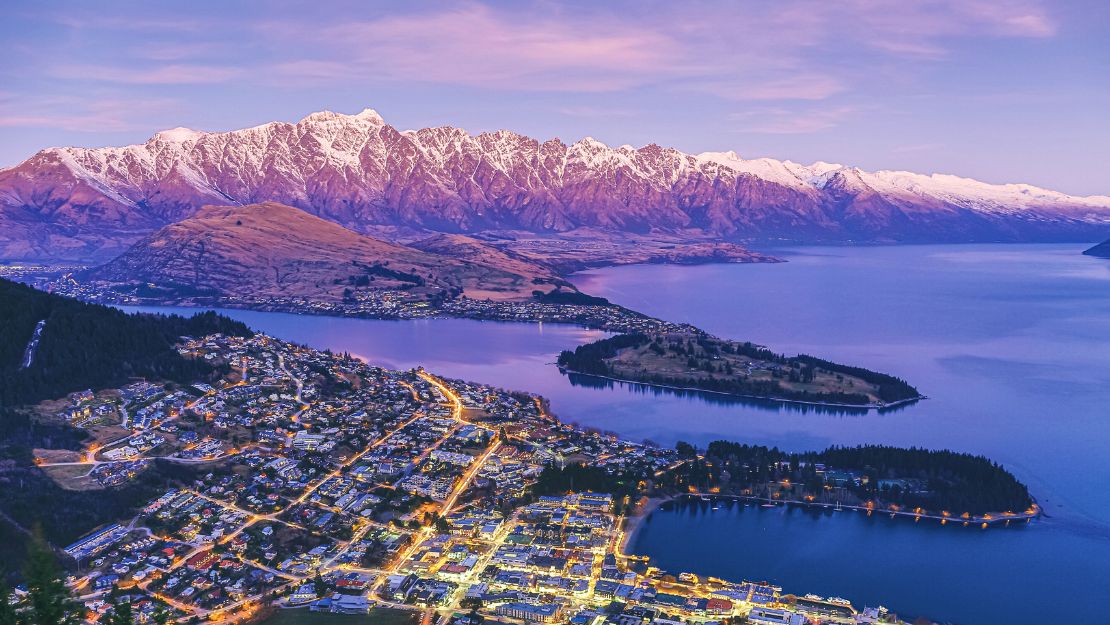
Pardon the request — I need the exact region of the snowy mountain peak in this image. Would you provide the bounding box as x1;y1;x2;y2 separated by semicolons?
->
152;127;203;144
3;106;1109;262
298;108;386;127
353;108;385;124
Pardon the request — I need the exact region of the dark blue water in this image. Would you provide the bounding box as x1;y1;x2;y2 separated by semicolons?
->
635;498;1095;625
128;243;1110;625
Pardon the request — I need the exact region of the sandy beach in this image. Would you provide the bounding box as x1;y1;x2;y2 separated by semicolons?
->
618;496;672;556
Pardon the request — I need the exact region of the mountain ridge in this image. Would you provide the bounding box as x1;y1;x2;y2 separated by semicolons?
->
3;107;1109;261
1082;239;1110;258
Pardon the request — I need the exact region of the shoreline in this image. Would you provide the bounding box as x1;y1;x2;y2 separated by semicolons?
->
617;494;1040;559
618;496;673;557
559;367;925;411
105;297;687;334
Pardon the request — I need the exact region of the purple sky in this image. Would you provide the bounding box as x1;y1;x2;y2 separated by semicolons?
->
2;0;1107;195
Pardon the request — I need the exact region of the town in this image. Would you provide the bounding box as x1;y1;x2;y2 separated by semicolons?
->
42;273;698;335
29;332;911;625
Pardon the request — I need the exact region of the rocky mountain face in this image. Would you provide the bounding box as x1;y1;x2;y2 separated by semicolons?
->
3;108;1110;261
82;202;560;302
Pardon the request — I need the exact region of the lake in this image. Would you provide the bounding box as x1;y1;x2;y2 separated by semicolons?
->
128;243;1110;625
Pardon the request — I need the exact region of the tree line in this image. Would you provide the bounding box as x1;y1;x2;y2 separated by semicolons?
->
793;354;919;403
555;333;651;375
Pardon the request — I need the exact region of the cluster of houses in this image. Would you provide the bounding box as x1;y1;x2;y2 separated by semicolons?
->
90;459;151;486
436;299;696;334
61;389;118;428
149;547;277;612
143;489;252;546
123;384;187;430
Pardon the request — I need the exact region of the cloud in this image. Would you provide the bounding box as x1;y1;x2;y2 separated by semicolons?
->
9;0;1064;113
556;105;637;119
892;142;945;154
829;0;1057;59
699;75;846;102
253;0;1058;100
47;13;208;34
261;4;687;92
0;94;182;133
728;106;861;134
51;63;242;85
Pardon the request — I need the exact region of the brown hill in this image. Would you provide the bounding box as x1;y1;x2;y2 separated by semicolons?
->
82;202;558;302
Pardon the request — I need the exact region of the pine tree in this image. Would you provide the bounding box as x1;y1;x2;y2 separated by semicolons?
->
151;604;171;625
0;578;20;625
23;532;80;625
109;599;133;625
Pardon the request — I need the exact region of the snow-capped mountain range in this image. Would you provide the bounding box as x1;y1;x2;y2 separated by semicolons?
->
2;107;1108;260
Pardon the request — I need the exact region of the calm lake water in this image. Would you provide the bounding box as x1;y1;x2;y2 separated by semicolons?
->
129;243;1110;625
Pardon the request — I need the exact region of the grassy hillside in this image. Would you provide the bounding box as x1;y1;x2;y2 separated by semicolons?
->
83;202;560;303
0;278;251;405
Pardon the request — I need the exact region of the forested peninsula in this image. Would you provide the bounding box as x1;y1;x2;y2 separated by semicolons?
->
557;332;921;408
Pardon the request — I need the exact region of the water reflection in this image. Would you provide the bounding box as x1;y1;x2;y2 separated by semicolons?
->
562;370;894;415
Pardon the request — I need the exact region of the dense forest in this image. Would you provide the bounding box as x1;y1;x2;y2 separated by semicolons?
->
0;278;252;405
533;463;639;499
665;441;1033;515
533;289;613;306
557;332;920;406
346;260;426;287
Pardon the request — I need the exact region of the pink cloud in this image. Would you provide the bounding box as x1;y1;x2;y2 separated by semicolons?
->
262;4;685;92
257;0;1058;100
728;106;863;134
0;95;182;133
701;76;846;102
829;0;1057;59
51;64;242;85
23;0;1064;107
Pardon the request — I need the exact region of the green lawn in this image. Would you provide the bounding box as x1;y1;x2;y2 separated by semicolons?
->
260;607;419;625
